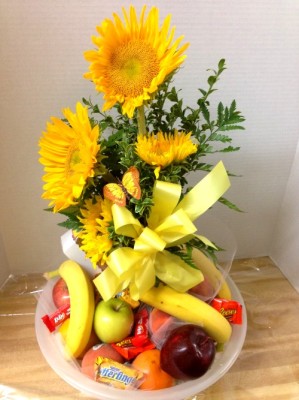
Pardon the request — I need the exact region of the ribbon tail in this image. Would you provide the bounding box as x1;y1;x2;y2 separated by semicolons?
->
107;247;143;277
93;268;128;301
94;248;158;301
129;256;157;301
93;248;144;300
175;161;230;221
155;251;204;292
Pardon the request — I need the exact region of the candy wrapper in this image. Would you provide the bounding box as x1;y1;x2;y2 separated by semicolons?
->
112;307;155;359
41;302;70;332
117;288;140;309
95;357;144;389
211;298;243;324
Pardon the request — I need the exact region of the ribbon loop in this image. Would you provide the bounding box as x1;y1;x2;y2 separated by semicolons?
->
147;180;181;228
155;209;197;245
93;161;231;300
112;204;142;238
93;248;157;301
134;227;166;253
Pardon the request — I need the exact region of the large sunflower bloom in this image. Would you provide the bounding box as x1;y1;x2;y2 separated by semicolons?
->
84;5;189;118
75;196;113;268
39;102;100;212
136;130;198;177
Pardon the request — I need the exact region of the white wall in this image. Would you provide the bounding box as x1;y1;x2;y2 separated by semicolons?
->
270;141;299;291
0;0;299;275
0;232;10;287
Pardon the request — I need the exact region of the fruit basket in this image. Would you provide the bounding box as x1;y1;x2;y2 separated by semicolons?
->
36;4;247;398
35;273;246;400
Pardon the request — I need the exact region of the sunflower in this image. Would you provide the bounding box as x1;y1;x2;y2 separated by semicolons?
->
135;130;198;178
75;196;113;268
39;102;100;212
84;5;189;118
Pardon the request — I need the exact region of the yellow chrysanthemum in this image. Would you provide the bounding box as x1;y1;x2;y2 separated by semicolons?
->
136;130;198;177
39;102;100;213
75;196;113;268
84;5;189;118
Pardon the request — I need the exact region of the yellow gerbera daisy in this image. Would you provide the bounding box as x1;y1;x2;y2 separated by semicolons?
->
135;130;198;177
39;102;100;212
84;5;189;118
75;196;113;268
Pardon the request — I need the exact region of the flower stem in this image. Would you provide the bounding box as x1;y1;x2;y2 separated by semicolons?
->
137;105;146;135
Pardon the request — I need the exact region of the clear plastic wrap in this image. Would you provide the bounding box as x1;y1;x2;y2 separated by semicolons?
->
33;273;246;400
2;257;299;399
0;273;46;317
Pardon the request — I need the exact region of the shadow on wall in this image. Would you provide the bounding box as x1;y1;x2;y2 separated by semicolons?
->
0;233;10;287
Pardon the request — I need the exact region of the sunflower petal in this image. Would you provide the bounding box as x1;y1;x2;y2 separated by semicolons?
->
39;102;101;212
84;6;189;118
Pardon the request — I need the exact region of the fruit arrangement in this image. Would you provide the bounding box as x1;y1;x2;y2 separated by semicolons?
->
37;5;245;393
42;255;242;391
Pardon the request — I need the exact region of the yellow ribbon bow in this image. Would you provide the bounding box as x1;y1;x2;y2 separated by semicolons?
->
93;161;230;300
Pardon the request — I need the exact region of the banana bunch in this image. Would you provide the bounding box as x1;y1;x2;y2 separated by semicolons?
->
51;251;231;354
140;285;232;344
58;260;95;358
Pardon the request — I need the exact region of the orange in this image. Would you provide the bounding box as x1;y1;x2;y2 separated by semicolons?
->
132;349;175;390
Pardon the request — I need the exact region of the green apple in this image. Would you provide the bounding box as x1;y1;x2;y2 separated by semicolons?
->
93;298;134;343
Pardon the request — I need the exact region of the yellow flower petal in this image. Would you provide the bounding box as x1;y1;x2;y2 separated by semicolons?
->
84;5;189;118
154;166;161;179
135;130;198;171
75;197;113;268
39;102;101;212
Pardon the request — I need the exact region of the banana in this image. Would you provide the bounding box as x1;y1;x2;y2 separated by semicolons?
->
140;285;232;344
58;260;95;358
192;249;232;300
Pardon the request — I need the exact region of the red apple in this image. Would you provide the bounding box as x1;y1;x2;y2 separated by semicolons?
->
52;278;70;308
160;324;216;380
81;343;125;379
93;298;134;343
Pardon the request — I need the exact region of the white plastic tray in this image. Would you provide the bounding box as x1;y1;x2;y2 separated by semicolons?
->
35;276;247;400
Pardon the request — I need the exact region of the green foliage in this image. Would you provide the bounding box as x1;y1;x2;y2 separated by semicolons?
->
169;245;199;270
218;196;244;212
169;237;222;269
145;59;245;165
84;59;245;185
107;222;134;249
57;205;82;231
59;60;245;252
